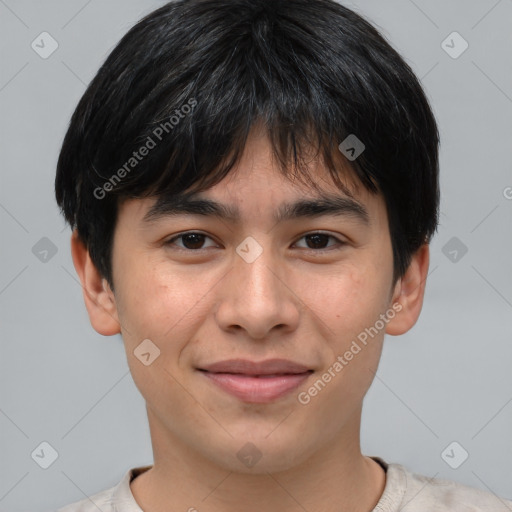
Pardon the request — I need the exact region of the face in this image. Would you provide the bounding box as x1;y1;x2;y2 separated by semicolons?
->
77;128;427;474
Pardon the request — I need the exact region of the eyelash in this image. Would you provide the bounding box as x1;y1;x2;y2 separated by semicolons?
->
163;231;347;253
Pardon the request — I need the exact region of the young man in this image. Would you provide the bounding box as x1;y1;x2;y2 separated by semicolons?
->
55;0;512;510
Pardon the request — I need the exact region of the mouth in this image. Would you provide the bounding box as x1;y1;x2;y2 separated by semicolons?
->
197;359;314;403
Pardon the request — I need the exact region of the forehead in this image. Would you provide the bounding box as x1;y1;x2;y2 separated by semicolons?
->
118;129;387;230
216;125;366;195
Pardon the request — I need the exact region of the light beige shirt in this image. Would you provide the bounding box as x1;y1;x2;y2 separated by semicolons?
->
57;457;512;511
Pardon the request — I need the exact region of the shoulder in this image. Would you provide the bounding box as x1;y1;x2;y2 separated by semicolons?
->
56;486;115;512
385;461;512;511
56;466;150;512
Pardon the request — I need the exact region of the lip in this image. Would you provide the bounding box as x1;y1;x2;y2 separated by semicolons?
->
197;358;313;403
199;358;312;375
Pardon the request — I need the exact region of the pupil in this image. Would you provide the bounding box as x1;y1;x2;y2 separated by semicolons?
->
183;233;204;249
307;234;328;249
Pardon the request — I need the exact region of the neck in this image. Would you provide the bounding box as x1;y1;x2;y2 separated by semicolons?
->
131;406;386;512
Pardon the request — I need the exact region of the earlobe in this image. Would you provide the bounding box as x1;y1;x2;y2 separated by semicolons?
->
70;230;121;336
385;244;430;336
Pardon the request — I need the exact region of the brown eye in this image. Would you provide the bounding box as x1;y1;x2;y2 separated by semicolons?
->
165;232;217;250
294;232;345;251
180;233;206;249
304;233;331;249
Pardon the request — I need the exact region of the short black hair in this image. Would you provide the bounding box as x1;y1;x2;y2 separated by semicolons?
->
55;0;440;289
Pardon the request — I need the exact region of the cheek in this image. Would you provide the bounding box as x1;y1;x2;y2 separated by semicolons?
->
113;257;213;405
300;267;388;410
307;263;388;340
114;254;217;352
308;263;390;397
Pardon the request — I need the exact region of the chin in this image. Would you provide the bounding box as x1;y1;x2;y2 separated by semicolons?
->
206;433;316;475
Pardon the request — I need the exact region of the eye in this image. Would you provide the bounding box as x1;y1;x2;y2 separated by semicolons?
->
164;232;218;251
163;231;347;252
293;232;346;251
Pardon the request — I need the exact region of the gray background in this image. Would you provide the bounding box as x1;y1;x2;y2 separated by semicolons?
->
1;0;511;510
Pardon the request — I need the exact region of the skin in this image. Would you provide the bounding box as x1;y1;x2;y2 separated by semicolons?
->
71;125;429;512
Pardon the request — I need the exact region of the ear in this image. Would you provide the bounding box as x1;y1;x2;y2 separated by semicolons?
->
70;230;121;336
385;244;430;336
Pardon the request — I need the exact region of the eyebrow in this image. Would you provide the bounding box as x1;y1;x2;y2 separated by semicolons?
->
142;192;370;226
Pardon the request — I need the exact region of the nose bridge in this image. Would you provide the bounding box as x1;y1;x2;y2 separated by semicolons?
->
233;234;283;304
215;235;300;338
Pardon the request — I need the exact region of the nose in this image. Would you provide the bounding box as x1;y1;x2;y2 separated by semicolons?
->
214;242;301;340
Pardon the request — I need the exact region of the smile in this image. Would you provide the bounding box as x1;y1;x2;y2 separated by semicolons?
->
199;370;313;403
